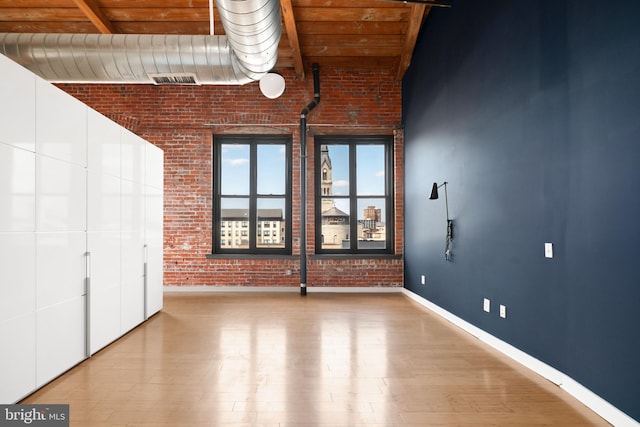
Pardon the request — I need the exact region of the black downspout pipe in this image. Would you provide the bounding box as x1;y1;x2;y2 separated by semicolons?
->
299;63;320;296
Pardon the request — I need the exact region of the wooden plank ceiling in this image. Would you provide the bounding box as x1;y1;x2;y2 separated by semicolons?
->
0;0;444;80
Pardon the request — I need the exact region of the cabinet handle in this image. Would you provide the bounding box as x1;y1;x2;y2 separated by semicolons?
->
85;251;92;358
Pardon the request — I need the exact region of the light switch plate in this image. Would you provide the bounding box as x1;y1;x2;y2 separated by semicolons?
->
483;298;490;313
545;242;553;258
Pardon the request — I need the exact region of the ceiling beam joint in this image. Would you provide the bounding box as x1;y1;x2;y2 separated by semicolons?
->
280;0;305;79
72;0;115;34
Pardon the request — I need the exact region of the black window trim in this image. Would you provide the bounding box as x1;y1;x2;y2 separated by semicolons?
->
212;134;292;255
314;135;394;255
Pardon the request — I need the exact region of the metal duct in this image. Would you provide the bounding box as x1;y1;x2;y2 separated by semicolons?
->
0;0;281;85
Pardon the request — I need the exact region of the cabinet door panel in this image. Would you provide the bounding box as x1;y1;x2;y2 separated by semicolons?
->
87;231;121;354
36;232;86;310
0;233;36;323
145;186;164;317
87;171;121;232
36;296;86;387
121;128;144;183
0;54;36;152
121;178;145;233
87;108;120;178
35;79;87;166
0;144;35;232
145;143;164;189
121;230;144;333
0;313;36;404
36;156;87;232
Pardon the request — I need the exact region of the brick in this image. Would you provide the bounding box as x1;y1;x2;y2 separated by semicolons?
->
58;68;404;288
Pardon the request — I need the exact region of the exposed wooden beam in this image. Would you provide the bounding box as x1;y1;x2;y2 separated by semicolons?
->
395;4;429;80
72;0;115;34
280;0;305;79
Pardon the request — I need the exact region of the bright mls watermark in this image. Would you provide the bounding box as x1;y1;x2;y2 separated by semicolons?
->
0;405;69;426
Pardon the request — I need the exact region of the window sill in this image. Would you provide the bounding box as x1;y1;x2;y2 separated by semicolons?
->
206;253;402;260
309;254;402;260
206;253;298;260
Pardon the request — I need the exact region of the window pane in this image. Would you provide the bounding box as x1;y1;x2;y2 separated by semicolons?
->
219;198;249;249
257;198;285;248
320;202;350;250
221;144;250;195
321;145;349;197
357;198;386;250
257;144;286;194
356;145;385;195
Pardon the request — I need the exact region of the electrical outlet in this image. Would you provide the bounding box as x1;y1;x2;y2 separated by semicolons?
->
545;242;553;258
483;298;490;313
421;275;426;285
500;304;507;318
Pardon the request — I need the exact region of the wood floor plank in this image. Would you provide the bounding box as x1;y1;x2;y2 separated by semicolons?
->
21;292;610;426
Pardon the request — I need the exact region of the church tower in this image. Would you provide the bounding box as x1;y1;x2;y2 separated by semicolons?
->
320;145;334;212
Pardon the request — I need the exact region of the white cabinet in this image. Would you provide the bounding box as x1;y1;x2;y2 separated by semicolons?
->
120;128;148;331
0;54;163;403
34;94;88;390
87;109;123;354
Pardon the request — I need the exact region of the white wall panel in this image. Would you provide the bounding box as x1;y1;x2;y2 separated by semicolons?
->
36;155;87;232
35;79;87;167
36;232;86;310
87;108;120;178
0;233;36;323
0;54;36;152
0;143;35;232
0;313;36;404
87;170;121;232
36;296;86;387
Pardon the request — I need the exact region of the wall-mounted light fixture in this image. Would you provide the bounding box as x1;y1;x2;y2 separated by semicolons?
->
259;72;286;99
429;182;453;261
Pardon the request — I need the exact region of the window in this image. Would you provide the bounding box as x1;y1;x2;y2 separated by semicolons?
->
213;135;292;254
315;136;394;254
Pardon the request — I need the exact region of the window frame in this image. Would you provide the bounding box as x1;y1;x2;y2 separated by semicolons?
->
314;135;394;254
212;134;292;255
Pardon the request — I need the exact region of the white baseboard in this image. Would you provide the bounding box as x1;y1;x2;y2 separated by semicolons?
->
163;285;298;293
402;288;639;427
163;285;403;294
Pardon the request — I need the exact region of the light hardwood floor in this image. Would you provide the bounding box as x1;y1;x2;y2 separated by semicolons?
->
22;292;609;426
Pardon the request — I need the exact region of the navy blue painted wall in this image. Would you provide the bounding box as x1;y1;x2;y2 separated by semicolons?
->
403;0;640;420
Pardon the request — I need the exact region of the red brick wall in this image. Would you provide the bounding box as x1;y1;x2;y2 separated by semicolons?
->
59;67;404;288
